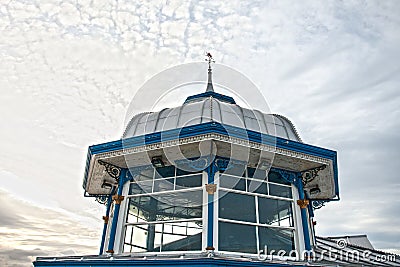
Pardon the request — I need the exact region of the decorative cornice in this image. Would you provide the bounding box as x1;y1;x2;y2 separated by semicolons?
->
94;133;330;166
85;125;338;199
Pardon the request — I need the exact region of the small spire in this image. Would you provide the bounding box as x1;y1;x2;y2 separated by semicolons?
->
205;52;215;92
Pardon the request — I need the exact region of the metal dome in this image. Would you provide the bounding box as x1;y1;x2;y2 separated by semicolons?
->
123;93;302;142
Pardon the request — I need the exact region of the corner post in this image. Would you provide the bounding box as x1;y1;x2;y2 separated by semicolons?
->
296;175;312;252
99;193;113;254
106;168;128;254
205;161;217;252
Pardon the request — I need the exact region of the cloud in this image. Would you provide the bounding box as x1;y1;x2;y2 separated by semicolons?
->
0;189;101;266
0;0;399;265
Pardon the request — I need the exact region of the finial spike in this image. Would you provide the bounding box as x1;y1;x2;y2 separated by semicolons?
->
205;52;215;92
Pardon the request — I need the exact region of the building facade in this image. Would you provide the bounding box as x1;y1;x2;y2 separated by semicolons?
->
34;61;397;267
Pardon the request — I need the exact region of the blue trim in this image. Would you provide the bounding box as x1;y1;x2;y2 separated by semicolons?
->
307;202;315;218
88;122;337;159
206;161;217;249
107;169;127;253
82;147;93;191
84;122;339;200
296;176;312;251
99;193;113;254
34;257;307;266
184;91;236;104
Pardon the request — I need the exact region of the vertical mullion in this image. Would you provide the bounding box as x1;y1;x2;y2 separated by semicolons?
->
130;226;134;253
151;168;155;193
174;166;177;190
160;223;164;252
245;168;248;192
255;195;260;254
277;200;281;226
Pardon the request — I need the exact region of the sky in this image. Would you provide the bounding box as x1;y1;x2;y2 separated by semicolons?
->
0;0;399;266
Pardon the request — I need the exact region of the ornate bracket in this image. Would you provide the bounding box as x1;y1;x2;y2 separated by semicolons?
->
102;215;109;224
99;160;121;181
297;199;309;209
95;195;108;205
311;200;326;210
301;165;326;186
112;194;125;205
205;184;217;195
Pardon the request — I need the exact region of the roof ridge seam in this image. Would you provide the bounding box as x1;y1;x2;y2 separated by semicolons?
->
272;113;303;143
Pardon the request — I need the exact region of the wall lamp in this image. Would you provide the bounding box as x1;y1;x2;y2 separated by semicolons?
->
309;186;321;195
101;180;117;190
151;156;165;168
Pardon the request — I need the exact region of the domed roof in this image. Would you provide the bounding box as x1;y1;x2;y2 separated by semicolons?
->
123;92;302;142
124;60;301;142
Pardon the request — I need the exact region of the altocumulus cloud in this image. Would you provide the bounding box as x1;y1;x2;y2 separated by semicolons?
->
0;189;100;266
0;0;400;266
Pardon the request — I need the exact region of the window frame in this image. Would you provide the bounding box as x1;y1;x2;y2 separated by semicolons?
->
122;166;206;254
216;168;299;256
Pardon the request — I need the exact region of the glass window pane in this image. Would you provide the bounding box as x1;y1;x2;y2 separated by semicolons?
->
247;180;268;195
134;169;154;182
220;175;246;191
127;225;148;252
128;190;203;222
129;182;147;195
153;178;174;192
161;221;202;251
166;190;203;209
175;174;202;189
123;244;131;253
258;197;293;227
220;163;246;177
124;225;134;252
135;180;153;193
125;221;202;253
176;168;201;176
258;227;295;254
219;221;257;254
268;171;291;185
154;225;162;252
219;192;256;222
269;184;292;198
247;167;266;180
155;166;175;178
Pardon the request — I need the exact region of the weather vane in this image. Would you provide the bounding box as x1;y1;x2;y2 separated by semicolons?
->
205;52;215;70
205;52;215;92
